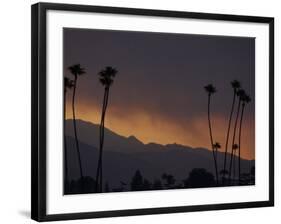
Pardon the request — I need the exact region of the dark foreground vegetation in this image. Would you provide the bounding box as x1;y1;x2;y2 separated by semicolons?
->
65;167;255;194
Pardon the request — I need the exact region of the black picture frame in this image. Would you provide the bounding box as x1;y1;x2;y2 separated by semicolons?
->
31;2;274;222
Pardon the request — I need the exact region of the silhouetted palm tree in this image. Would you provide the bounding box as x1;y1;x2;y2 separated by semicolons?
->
204;84;219;185
232;144;239;181
238;93;251;184
68;64;86;180
213;142;221;159
64;77;74;188
222;80;241;184
228;89;245;182
95;66;117;192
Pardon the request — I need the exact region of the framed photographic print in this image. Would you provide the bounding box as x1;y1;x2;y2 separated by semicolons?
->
31;2;274;222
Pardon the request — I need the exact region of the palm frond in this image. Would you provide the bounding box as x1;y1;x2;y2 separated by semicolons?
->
231;80;241;89
213;142;221;149
64;77;74;90
204;84;216;94
98;66;118;87
68;64;86;76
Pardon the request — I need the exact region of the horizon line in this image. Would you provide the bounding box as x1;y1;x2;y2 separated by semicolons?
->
65;118;254;161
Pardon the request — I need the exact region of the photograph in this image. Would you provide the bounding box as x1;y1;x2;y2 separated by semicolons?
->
63;28;255;194
0;0;277;223
31;2;274;221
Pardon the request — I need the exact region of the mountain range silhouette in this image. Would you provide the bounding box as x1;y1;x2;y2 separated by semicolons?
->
65;119;254;190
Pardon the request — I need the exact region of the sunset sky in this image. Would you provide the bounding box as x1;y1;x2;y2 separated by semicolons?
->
63;28;255;160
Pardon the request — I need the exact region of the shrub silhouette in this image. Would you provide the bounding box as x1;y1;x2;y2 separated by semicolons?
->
161;173;176;188
184;168;215;188
143;179;152;190
65;176;96;194
105;182;110;192
152;179;163;190
250;166;255;184
130;171;161;191
130;170;144;191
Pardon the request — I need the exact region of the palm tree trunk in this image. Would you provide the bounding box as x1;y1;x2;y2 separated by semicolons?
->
95;90;106;192
228;100;241;183
207;94;219;185
64;90;69;192
215;147;218;160
72;76;83;179
95;88;109;192
233;150;236;182
238;104;245;184
222;91;236;184
100;89;109;192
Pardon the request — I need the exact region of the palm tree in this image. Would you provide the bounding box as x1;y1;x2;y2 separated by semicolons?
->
232;144;239;182
95;66;117;192
68;64;86;180
63;77;74;188
238;93;251;184
228;89;245;182
213;142;221;159
204;84;219;185
222;80;241;184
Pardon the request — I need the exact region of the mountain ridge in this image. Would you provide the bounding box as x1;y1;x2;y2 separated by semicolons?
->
65;119;254;189
65;119;254;161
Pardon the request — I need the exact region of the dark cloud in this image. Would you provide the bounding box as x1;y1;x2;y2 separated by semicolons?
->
64;28;255;158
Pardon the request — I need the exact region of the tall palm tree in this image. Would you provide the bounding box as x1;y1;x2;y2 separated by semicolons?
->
222;80;241;184
232;144;239;182
238;93;251;184
63;77;74;188
204;84;219;185
96;66;117;192
213;142;221;160
68;64;86;180
228;89;245;182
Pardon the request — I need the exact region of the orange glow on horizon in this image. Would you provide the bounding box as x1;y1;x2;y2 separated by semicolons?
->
65;101;255;160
